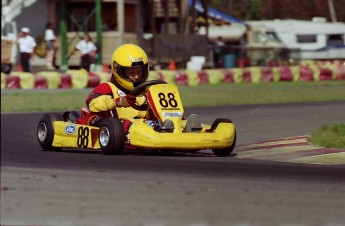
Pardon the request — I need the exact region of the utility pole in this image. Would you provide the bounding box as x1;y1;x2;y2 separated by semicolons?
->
191;0;196;34
118;0;124;45
200;0;208;38
59;0;68;70
95;0;102;65
163;0;169;34
328;0;337;22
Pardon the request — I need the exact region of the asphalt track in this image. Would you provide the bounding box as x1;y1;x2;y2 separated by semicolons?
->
1;102;345;226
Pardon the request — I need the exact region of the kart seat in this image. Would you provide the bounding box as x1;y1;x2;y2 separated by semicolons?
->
185;114;202;132
159;119;175;133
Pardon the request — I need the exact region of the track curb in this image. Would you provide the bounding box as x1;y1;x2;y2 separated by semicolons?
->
236;136;345;165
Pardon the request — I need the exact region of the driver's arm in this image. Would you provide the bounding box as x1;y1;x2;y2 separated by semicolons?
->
86;83;115;112
86;83;136;112
88;95;116;112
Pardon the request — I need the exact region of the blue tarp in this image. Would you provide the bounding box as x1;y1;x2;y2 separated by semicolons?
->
187;0;243;24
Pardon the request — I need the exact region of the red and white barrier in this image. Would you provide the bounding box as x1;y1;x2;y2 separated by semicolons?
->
1;61;344;89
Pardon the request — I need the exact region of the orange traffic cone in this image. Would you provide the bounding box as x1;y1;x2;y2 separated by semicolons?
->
103;64;109;73
17;64;23;72
169;60;176;71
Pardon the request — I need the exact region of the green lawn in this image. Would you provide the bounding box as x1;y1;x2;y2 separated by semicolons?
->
2;81;345;112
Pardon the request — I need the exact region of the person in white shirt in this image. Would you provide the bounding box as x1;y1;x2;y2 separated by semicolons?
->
17;27;36;72
74;33;97;72
44;22;56;69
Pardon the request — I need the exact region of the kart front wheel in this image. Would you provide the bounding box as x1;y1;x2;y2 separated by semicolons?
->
99;118;125;155
37;113;63;151
211;118;236;156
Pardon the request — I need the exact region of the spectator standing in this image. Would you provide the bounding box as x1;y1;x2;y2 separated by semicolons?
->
44;22;56;69
17;27;36;72
74;33;97;72
213;36;225;68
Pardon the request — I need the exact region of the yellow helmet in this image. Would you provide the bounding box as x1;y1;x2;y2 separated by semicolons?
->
111;44;149;92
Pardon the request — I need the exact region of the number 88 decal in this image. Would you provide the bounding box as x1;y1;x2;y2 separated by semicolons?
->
158;92;178;108
77;127;89;148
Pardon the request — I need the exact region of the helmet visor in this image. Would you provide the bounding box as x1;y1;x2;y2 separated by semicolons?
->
114;61;149;86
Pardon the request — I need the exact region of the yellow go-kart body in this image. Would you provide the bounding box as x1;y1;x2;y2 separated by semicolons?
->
37;81;236;156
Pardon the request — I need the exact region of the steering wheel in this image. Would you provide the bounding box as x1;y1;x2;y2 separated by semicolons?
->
129;80;167;111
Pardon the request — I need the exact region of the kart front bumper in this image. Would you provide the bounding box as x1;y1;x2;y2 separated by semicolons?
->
129;122;235;150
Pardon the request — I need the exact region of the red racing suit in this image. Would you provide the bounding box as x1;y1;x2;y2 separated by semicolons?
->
80;82;147;125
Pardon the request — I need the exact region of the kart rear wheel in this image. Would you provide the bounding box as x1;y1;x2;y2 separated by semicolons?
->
211;118;236;156
99;118;125;155
37;113;63;151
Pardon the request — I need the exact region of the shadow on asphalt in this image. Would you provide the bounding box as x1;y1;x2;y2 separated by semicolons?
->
43;148;238;158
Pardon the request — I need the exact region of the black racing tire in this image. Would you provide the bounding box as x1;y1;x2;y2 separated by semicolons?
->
63;111;80;122
68;111;80;123
99;118;125;155
211;118;236;156
37;113;63;151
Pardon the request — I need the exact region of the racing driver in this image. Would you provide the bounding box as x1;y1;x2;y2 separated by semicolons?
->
77;43;201;133
78;44;149;129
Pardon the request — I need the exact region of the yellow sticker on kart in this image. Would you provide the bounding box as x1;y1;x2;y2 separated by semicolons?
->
147;83;184;122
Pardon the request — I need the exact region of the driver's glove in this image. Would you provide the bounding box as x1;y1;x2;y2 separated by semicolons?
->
115;94;136;107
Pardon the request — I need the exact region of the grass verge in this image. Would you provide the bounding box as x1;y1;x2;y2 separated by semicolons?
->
309;124;345;149
2;81;345;112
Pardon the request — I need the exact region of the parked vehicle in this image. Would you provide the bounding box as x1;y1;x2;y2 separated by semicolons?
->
246;18;345;60
198;23;287;66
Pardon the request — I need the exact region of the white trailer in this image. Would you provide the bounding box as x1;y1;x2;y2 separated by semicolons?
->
246;18;345;60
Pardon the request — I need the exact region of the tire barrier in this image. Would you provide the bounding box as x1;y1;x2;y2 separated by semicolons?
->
36;71;60;89
60;73;72;89
1;62;344;89
34;75;48;89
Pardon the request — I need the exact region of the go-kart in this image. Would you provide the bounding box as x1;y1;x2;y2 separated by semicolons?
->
37;80;236;156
